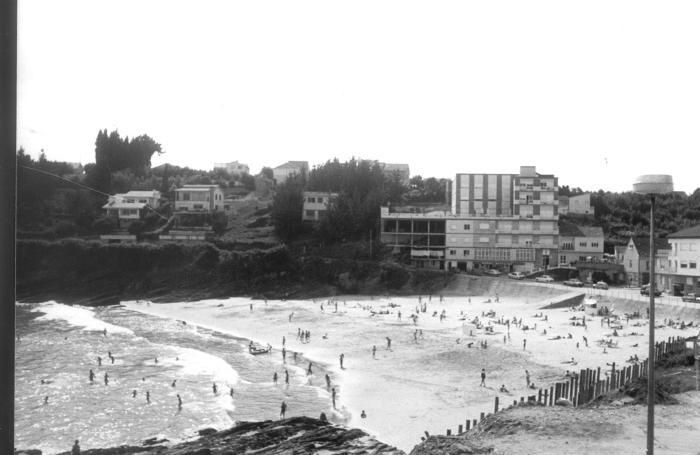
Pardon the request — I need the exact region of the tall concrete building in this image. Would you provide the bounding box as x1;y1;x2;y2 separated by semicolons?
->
382;166;559;272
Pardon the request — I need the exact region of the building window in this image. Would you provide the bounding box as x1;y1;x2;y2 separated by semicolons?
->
464;250;470;256
464;224;470;230
308;197;315;203
560;255;566;263
690;262;697;269
449;250;456;255
193;204;204;210
183;193;190;201
591;242;599;248
579;256;587;261
579;242;587;247
306;210;315;217
680;262;688;269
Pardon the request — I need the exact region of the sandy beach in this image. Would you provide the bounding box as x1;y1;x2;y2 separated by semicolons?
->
123;288;698;452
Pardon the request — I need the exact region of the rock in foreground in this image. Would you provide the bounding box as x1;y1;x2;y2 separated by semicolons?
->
53;417;405;455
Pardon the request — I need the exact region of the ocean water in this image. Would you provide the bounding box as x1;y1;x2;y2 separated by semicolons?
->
15;302;332;455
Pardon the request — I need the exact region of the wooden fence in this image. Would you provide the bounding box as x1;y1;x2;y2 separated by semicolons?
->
440;336;688;437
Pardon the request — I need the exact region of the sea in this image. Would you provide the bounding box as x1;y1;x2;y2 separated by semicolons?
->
15;301;332;455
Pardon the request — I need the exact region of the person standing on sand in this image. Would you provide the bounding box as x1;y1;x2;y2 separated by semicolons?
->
89;369;94;383
97;356;102;366
522;339;527;350
285;369;289;385
480;369;486;387
273;372;278;384
386;337;392;349
325;373;331;389
282;347;286;363
104;373;109;386
307;362;313;375
339;353;344;369
282;336;286;346
525;370;530;387
146;391;150;403
331;387;336;409
132;390;137;398
177;394;182;410
72;439;81;455
280;401;287;419
372;345;377;358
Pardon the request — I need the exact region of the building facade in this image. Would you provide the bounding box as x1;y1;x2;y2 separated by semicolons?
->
382;166;559;272
568;193;595;215
214;161;249;176
174;185;225;212
302;191;338;223
621;236;670;286
102;190;161;225
557;222;604;265
380;163;411;186
273;161;309;185
656;225;700;295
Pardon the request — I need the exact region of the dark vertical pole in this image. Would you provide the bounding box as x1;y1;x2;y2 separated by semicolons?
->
648;194;656;455
494;396;499;413
0;2;17;452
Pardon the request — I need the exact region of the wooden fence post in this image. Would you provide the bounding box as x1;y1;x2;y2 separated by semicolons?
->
446;429;451;436
549;386;554;405
480;412;485;421
458;424;463;434
472;419;477;428
466;420;471;431
538;389;542;404
494;396;499;413
544;388;549;406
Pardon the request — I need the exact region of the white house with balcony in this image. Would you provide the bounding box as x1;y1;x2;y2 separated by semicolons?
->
102;190;161;226
302;191;338;223
657;225;700;296
174;185;225;212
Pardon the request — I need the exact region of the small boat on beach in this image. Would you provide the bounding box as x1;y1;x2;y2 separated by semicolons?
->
248;344;271;355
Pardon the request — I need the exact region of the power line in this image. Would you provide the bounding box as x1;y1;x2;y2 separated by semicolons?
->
19;165;169;221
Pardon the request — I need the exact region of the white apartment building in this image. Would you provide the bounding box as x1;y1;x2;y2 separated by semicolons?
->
382;166;559;272
102;190;161;224
214;161;249;176
273;161;309;185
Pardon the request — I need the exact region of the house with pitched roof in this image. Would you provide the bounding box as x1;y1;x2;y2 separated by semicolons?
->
656;225;700;295
622;236;670;286
174;185;225;212
273;161;309;185
557;221;604;266
102;190;161;226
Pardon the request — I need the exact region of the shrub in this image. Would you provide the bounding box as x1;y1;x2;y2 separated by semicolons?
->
53;221;77;238
128;220;146;236
91;216;117;234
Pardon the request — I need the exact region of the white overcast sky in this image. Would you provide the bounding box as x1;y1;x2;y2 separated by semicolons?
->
17;0;700;193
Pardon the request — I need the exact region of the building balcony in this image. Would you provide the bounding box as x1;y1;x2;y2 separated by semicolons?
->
411;249;445;258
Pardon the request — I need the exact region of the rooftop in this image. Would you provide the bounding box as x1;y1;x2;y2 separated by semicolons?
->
558;221;603;238
275;161;309;170
668;225;700;239
629;236;670;256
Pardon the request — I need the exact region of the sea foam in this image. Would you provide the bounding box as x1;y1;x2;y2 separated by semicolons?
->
32;301;135;335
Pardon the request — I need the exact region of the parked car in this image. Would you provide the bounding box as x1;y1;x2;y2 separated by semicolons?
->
682;293;700;303
564;279;585;287
535;275;554;283
593;281;609;290
508;271;526;280
485;269;502;276
640;284;662;297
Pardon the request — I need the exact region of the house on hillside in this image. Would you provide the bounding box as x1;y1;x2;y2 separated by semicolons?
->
558;193;595;216
622;236;670;286
102;190;161;227
656;225;700;296
302;191;338;223
214;161;249;176
557;222;604;265
174;185;225;212
273;161;309;185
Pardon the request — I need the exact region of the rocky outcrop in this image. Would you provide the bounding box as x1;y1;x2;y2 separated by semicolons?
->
52;417;404;455
409;436;494;455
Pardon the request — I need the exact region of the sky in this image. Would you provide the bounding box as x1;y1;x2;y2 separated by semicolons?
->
17;0;700;194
